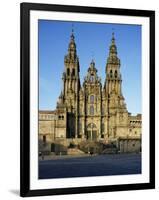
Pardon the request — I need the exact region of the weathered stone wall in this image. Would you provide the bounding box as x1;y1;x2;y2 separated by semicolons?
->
118;139;141;153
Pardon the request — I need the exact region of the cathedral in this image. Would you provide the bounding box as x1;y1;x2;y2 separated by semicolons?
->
39;30;142;155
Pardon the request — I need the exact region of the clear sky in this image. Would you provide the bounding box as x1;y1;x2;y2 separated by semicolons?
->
39;20;141;115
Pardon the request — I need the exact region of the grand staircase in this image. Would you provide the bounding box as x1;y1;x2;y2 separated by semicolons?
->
67;148;85;155
78;140;118;154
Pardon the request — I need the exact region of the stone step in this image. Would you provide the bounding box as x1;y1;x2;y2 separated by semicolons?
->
67;148;85;155
102;147;118;154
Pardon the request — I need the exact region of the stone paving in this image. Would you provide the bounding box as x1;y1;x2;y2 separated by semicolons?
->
39;153;141;179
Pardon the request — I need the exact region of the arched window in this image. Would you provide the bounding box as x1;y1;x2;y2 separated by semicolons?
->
67;68;70;76
72;68;75;76
90;106;94;115
110;70;113;78
87;123;96;129
115;70;118;78
43;135;46;143
90;95;94;103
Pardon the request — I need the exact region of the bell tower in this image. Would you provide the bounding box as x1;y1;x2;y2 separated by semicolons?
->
60;29;81;138
104;33;128;139
105;32;122;96
62;29;80;98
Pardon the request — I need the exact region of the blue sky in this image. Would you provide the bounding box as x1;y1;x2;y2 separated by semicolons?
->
39;20;141;115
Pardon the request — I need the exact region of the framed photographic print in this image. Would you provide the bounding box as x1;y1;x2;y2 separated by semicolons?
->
20;2;155;197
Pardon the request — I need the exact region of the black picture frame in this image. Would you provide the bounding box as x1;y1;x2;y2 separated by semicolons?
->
20;2;155;197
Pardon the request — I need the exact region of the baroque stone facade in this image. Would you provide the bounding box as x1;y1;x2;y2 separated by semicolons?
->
39;31;142;154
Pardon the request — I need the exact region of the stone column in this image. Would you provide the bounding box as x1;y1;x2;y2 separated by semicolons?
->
91;123;93;140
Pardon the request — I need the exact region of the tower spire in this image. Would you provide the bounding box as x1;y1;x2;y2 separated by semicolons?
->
110;32;117;55
111;32;115;45
107;32;120;65
70;23;75;41
71;24;74;34
104;33;121;94
63;28;80;97
64;25;78;63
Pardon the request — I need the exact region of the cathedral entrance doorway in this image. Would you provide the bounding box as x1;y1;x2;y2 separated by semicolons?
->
86;123;97;140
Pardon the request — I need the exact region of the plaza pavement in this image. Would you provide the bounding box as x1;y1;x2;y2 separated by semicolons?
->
39;153;141;179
